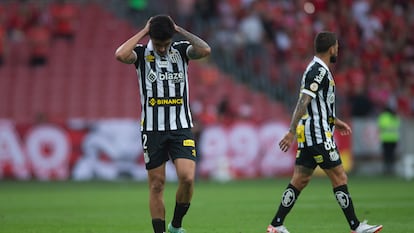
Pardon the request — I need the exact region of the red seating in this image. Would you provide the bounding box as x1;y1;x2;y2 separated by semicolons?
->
0;2;287;124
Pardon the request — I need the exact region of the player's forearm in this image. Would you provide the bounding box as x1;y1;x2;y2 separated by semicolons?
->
115;29;147;63
289;95;310;134
176;26;211;59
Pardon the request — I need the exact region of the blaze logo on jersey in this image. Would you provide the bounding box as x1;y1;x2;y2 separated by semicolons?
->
147;70;157;82
159;72;184;83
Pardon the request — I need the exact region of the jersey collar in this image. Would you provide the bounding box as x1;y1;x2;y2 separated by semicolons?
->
313;56;330;71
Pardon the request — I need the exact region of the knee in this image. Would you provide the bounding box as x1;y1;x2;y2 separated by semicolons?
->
149;177;165;195
333;173;348;187
179;175;195;188
338;173;348;185
291;175;311;190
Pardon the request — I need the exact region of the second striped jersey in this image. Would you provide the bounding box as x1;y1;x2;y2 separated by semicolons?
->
297;56;336;149
133;40;193;131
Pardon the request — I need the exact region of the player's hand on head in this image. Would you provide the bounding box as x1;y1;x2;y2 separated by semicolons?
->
143;17;152;35
167;16;180;33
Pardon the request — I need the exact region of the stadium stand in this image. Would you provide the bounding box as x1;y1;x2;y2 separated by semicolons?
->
1;0;413;125
0;0;289;125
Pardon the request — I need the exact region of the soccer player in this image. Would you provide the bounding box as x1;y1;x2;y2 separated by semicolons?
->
115;15;211;233
266;31;383;233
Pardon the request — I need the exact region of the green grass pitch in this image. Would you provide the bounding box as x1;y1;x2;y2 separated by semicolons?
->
1;176;413;233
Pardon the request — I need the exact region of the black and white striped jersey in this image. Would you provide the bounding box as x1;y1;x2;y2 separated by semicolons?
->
133;40;193;131
297;56;336;148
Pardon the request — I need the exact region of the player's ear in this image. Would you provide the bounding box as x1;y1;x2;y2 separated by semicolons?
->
329;45;335;55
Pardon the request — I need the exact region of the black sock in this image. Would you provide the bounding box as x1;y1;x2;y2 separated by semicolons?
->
333;185;360;230
271;183;301;227
152;218;165;233
171;202;190;228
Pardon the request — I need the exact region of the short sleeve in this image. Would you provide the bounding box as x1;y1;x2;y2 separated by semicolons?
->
301;65;328;98
173;41;191;62
133;45;146;68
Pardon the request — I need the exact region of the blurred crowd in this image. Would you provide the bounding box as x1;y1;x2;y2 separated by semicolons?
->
161;0;414;118
1;0;414;119
0;0;77;67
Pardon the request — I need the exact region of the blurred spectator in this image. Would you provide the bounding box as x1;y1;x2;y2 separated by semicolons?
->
26;19;51;67
174;0;195;29
128;0;148;12
348;86;374;117
49;0;78;41
127;0;148;24
0;6;6;67
377;105;401;175
6;0;39;42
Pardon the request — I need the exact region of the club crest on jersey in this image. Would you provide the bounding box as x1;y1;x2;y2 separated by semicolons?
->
329;150;340;161
169;50;180;63
147;70;157;82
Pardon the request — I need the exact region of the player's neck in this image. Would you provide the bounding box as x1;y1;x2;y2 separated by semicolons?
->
315;54;331;67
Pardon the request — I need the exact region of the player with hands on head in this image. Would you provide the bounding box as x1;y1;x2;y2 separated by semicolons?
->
115;15;211;233
266;31;382;233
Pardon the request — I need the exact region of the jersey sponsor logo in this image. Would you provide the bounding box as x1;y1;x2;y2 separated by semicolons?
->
183;139;195;147
157;60;169;68
148;97;184;107
146;71;184;83
313;154;324;163
159;72;184;83
281;188;296;207
147;70;157;82
314;67;326;84
335;191;350;209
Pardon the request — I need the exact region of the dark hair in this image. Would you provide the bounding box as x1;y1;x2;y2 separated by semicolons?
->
149;15;175;41
314;31;337;53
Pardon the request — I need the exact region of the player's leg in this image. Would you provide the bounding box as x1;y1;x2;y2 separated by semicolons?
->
325;165;383;232
174;158;196;203
148;163;167;233
269;165;313;229
321;144;360;231
143;131;170;233
268;146;317;232
171;158;196;229
168;129;197;232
